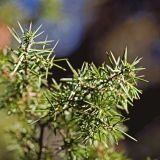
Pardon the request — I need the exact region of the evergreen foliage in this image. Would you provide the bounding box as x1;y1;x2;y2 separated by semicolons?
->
0;23;146;160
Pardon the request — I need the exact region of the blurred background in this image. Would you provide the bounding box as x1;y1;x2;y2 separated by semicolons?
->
1;0;160;159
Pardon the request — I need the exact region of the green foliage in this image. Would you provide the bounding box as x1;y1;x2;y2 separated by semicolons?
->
0;23;146;160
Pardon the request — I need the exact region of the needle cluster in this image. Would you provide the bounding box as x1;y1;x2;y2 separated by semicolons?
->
0;23;146;160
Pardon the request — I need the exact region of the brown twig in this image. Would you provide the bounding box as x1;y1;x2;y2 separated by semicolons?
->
37;121;45;160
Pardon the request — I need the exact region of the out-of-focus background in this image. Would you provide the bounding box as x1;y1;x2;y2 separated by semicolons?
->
1;0;160;159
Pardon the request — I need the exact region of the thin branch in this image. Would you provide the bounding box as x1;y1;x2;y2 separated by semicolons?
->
37;121;45;160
